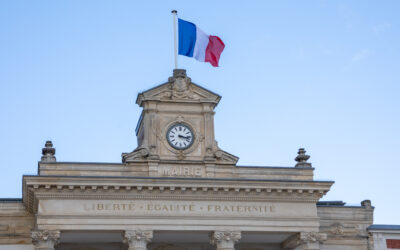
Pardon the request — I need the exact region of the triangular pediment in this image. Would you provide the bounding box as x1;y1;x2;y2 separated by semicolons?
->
136;69;221;107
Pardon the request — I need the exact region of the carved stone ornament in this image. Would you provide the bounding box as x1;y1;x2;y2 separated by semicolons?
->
330;223;345;236
299;232;327;243
361;199;372;209
122;147;149;162
210;231;241;249
214;149;239;164
135;69;221;107
168;69;197;100
203;141;238;164
41;140;56;162
295;148;312;168
31;230;60;249
283;232;327;249
176;115;185;123
124;230;153;250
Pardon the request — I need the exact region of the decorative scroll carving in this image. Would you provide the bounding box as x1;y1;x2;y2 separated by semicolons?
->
210;231;241;250
176;115;185;123
31;230;60;250
168;69;197;100
322;223;361;239
299;232;327;243
136;69;220;106
214;149;239;164
203;140;239;164
124;230;153;250
330;223;345;236
282;232;327;249
122;148;149;162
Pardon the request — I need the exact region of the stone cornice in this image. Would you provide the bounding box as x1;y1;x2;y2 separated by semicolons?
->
23;176;333;193
23;176;333;214
23;175;333;184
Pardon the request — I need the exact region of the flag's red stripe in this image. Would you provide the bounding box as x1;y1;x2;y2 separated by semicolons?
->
205;36;225;67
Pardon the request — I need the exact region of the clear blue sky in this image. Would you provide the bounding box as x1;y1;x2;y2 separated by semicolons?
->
1;1;399;224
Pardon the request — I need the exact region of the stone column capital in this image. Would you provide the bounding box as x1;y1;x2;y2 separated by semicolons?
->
299;232;327;243
283;232;327;250
124;230;153;250
210;231;241;250
31;230;60;250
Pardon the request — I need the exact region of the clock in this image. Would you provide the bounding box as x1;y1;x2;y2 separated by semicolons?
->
166;123;194;150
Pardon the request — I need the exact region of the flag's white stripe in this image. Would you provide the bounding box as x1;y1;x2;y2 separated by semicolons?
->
193;26;209;62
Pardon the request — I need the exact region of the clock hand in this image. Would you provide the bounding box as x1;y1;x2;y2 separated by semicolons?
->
178;135;190;139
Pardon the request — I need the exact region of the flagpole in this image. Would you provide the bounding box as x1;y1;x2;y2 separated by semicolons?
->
172;10;178;69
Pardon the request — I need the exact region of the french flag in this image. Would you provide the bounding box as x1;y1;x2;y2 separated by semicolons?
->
178;18;225;67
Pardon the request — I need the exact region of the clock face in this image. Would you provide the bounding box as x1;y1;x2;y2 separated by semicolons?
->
166;123;194;150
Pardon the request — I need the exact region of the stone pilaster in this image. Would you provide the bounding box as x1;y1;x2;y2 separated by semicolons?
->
31;230;60;250
210;231;241;250
282;232;327;250
124;230;153;250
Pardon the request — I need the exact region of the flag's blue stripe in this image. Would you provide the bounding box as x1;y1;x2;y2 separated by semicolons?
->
178;18;196;57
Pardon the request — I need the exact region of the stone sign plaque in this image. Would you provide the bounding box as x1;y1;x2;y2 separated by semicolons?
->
38;200;316;218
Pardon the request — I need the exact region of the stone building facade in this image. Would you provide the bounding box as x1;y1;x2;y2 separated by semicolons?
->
0;69;395;250
368;225;400;250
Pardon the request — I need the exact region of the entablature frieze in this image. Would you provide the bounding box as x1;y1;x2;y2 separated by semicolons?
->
22;176;333;214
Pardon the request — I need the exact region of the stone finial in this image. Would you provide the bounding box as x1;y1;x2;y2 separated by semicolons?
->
173;69;187;78
361;200;372;209
41;140;56;163
295;148;312;168
168;69;195;100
